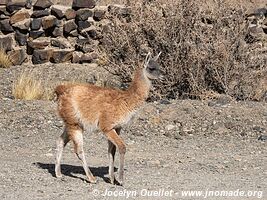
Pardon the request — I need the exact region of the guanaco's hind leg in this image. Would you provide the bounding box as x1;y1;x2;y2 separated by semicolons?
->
55;128;70;178
108;140;116;184
105;129;126;185
72;129;97;184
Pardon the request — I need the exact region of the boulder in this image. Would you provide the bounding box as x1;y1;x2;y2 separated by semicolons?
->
0;34;13;51
15;30;28;45
31;18;42;30
77;20;91;32
80;52;98;63
63;19;77;34
7;47;27;65
42;15;58;29
0;5;10;15
75;38;98;53
72;51;83;63
27;37;50;50
31;9;50;18
76;8;93;21
6;1;26;13
51;38;72;49
0;18;14;32
72;51;98;63
29;29;45;39
10;8;30;24
65;8;76;20
52;26;63;37
51;5;69;19
0;0;7;5
50;49;74;63
33;0;52;10
72;0;95;10
80;25;101;39
94;6;107;21
32;48;53;64
12;18;31;30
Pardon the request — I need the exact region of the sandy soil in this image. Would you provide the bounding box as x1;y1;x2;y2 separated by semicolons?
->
0;63;266;200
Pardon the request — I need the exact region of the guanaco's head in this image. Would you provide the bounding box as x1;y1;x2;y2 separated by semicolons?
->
143;52;162;80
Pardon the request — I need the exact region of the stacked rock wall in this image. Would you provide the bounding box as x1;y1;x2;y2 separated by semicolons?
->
0;0;128;65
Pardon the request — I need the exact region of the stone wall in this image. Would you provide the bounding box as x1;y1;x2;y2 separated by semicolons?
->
0;0;129;65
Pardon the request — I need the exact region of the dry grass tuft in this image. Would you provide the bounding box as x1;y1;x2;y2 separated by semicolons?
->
12;71;53;100
0;49;12;68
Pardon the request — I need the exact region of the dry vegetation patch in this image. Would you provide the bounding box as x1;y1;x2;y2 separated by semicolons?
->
100;0;267;101
12;71;54;100
0;49;12;68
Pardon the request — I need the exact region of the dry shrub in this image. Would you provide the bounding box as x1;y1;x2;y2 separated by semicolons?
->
0;49;12;68
12;71;53;100
100;0;266;101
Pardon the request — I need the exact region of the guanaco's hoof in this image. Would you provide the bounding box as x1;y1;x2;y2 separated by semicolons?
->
89;176;97;184
55;172;62;178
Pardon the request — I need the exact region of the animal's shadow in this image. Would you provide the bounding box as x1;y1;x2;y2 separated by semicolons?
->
34;162;118;184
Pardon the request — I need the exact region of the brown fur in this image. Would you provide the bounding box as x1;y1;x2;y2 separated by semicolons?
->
55;53;161;185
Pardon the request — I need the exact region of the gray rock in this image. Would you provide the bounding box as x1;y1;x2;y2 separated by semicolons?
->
65;8;76;20
29;30;44;39
12;18;31;30
75;38;98;53
51;5;69;19
80;52;98;63
6;1;25;13
33;0;52;10
0;34;13;51
63;19;77;34
0;18;13;32
94;6;107;21
76;8;93;21
7;47;27;65
31;18;42;30
51;38;72;49
27;37;50;50
15;30;28;46
42;15;58;30
80;25;101;39
72;51;83;63
0;0;7;5
10;8;30;24
0;6;9;16
50;49;74;63
31;9;50;18
32;48;52;64
72;0;95;10
52;26;63;37
77;20;92;32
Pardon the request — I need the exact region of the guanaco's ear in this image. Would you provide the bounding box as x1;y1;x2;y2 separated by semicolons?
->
144;52;152;69
153;52;162;61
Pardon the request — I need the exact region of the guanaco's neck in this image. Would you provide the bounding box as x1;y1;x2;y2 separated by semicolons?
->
126;67;151;102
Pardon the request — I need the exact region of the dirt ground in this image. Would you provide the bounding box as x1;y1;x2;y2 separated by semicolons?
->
0;63;266;200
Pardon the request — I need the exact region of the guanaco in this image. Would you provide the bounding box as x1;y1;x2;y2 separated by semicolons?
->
55;52;162;185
